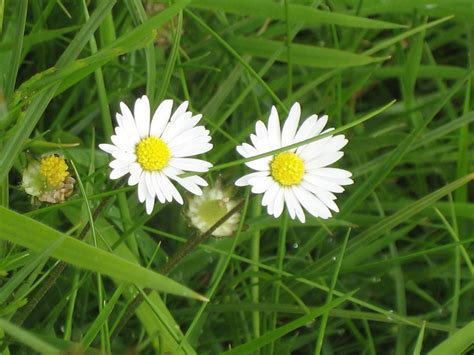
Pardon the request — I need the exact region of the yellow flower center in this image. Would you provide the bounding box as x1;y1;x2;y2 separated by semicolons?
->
270;152;305;186
39;155;69;188
136;136;171;171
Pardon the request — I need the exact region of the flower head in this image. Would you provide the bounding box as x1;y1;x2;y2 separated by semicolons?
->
235;102;353;223
99;96;213;214
22;154;75;204
186;182;240;238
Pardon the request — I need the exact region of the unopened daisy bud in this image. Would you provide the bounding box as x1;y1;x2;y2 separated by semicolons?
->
22;154;75;204
186;183;240;238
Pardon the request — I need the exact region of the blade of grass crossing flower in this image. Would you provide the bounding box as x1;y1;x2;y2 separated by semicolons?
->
315;229;350;355
180;191;250;348
0;318;60;354
0;0;117;183
0;206;206;301
223;291;355;354
210;99;395;171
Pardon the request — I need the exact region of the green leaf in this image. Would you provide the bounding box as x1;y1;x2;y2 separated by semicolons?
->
191;0;405;29
0;318;60;354
223;291;354;354
0;206;207;301
228;36;385;68
0;0;117;183
429;321;474;355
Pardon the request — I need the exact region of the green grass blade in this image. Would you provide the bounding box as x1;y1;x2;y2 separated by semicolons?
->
0;206;206;301
190;0;405;29
228;36;386;68
0;0;116;183
0;318;60;354
223;291;355;354
428;321;474;355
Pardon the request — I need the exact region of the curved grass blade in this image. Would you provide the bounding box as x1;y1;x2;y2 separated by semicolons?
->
0;207;207;301
191;0;405;29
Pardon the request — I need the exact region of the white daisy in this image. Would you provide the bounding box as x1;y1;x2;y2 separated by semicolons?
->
99;95;213;214
235;102;353;223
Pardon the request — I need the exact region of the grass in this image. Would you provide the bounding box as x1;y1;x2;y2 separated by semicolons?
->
0;0;473;354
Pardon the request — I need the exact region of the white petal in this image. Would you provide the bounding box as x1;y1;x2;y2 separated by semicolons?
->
293;114;318;143
305;151;344;169
249;176;273;194
138;174;147;203
161;112;193;142
157;173;172;202
170;101;189;122
245;156;272;172
110;167;129;180
99;144;117;155
152;174;166;203
310;167;352;179
235;171;269;187
293;186;331;219
281;102;301;147
267;106;281;149
150;99;173;137
304;175;344;193
170;158;212;172
172;143;213;158
145;195;155;215
134;95;151;138
120;102;140;145
286;188;306;223
255;120;271;152
272;188;285;218
310;186;340;212
171;176;202;195
160;173;183;204
283;188;296;220
128;163;142;186
109;159;131;169
262;181;279;207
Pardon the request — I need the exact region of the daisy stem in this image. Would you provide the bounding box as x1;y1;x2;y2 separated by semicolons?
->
268;212;288;354
250;197;262;340
112;195;252;337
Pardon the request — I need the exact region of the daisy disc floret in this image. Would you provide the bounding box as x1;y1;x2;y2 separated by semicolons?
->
235;102;353;223
99;95;213;214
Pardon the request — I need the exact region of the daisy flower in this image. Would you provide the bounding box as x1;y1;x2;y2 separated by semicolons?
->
235;102;353;223
99;96;213;214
